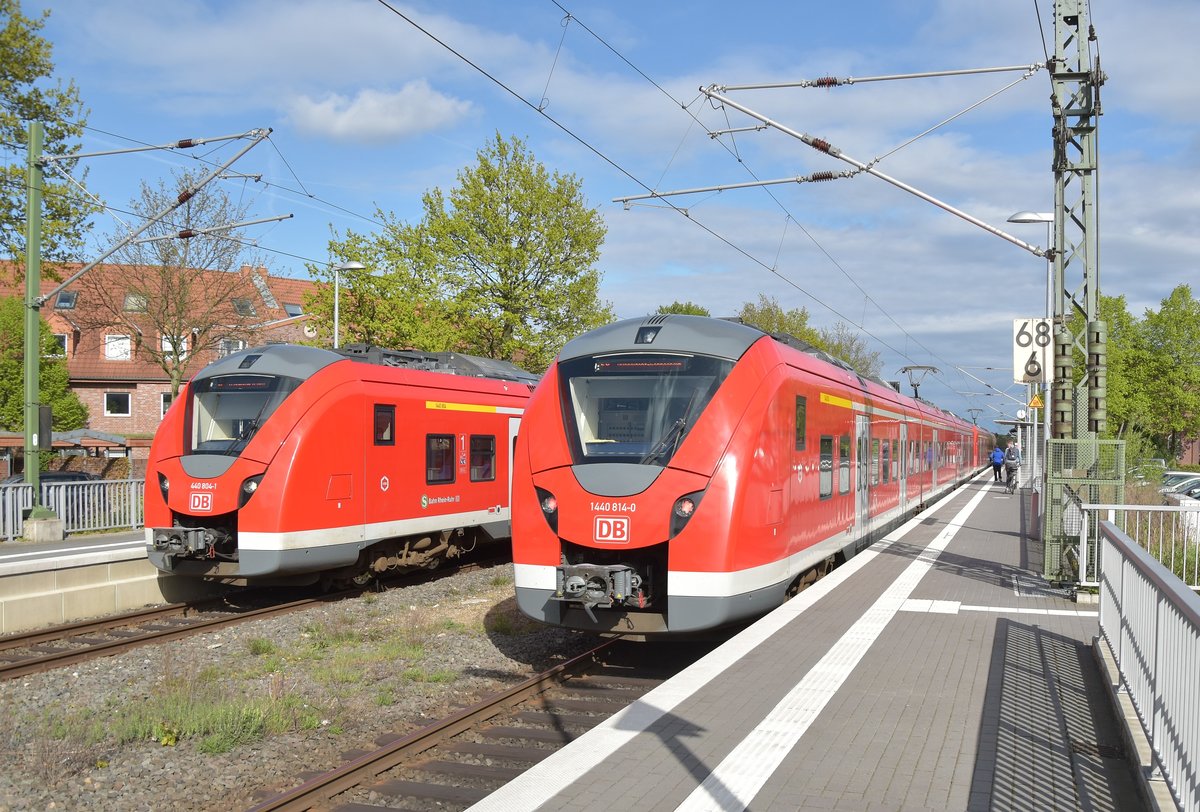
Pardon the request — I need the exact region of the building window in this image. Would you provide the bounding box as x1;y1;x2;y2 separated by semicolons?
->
161;334;188;361
470;435;496;481
55;291;77;309
373;404;395;446
218;338;246;358
232;298;256;317
104;334;131;361
161;392;173;418
104;392;131;417
425;434;455;484
49;334;67;356
123;292;147;312
794;395;807;451
283;302;303;317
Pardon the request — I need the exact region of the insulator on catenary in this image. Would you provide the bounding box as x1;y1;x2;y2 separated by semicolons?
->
813;76;841;87
810;171;836;182
810;138;832;153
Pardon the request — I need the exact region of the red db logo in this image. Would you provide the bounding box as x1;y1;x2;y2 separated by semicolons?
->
189;492;213;512
594;516;629;544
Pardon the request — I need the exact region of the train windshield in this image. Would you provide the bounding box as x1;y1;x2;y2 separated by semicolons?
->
558;353;733;465
189;373;303;455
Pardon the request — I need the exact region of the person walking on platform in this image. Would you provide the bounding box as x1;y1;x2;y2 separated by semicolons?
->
990;446;1005;481
1004;442;1022;492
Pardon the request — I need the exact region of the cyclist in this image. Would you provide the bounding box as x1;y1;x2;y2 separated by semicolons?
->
1004;442;1022;492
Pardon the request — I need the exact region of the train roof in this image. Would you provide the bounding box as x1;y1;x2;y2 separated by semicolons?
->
192;343;539;386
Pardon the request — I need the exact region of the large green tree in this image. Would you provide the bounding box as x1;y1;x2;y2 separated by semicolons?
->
0;295;87;431
1;0;95;273
737;294;822;346
1131;285;1200;457
319;133;612;371
655;301;710;316
817;322;882;378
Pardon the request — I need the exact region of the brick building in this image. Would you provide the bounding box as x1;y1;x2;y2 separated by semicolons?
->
1;262;320;467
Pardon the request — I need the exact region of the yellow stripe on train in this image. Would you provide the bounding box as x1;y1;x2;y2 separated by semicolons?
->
820;392;854;410
426;401;499;413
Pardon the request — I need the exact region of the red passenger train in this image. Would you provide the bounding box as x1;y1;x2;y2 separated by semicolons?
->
145;343;537;586
511;315;987;635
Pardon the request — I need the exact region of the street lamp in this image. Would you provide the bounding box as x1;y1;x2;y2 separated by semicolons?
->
1008;211;1054;490
331;261;365;349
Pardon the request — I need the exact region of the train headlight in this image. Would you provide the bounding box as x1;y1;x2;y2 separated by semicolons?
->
239;475;264;507
535;486;559;533
157;472;169;503
669;490;706;539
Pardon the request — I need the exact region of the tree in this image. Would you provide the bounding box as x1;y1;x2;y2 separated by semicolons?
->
1135;285;1200;457
736;294;822;345
655;301;710;316
0;0;96;273
0;295;87;432
817;322;882;378
322;133;612;371
72;170;266;395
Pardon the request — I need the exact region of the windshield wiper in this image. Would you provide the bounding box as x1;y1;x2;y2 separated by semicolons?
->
640;417;687;465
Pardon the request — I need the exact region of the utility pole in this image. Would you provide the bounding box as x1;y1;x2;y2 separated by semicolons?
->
22;122;52;518
1049;0;1105;439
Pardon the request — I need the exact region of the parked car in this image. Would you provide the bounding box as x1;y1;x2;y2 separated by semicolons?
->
1160;473;1200;495
2;470;100;485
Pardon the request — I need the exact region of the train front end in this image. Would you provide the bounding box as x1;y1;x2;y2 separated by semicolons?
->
144;345;341;583
512;315;771;635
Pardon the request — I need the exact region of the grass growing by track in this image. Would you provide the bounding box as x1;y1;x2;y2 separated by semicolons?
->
17;575;545;759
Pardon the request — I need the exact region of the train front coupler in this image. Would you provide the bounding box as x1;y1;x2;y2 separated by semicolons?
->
150;526;234;568
553;563;646;622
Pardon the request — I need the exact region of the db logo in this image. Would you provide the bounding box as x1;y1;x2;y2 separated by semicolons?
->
594;515;629;544
189;492;213;512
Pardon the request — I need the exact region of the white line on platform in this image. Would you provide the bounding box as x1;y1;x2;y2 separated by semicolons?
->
899;599;1097;617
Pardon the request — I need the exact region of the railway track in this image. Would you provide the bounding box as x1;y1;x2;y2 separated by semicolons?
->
0;554;509;682
246;638;716;811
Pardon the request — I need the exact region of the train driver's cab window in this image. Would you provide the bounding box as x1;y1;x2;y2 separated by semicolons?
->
373;405;395;446
190;373;302;455
557;353;733;466
819;436;833;499
470;435;496;481
426;435;455;484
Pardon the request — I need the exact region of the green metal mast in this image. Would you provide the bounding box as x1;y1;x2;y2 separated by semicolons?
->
22;121;52;516
1049;0;1106;439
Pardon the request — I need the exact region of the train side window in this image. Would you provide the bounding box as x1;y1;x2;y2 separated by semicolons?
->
373;405;395;446
871;439;880;486
794;396;807;451
819;436;833;499
881;440;890;484
470;435;496;482
426;434;455;484
838;435;851;494
891;439;899;480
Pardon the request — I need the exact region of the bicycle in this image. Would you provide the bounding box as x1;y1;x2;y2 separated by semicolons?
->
1004;461;1019;494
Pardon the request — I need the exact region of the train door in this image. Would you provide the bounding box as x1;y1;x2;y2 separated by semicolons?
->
855;413;870;538
506;417;521;512
931;429;940;489
899;422;908;508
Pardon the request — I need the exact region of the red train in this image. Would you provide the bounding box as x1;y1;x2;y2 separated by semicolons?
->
145;343;537;587
511;315;987;635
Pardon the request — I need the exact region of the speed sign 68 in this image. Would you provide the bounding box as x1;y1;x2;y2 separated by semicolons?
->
1012;318;1052;384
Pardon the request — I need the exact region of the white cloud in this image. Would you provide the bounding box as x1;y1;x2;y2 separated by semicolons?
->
287;83;474;143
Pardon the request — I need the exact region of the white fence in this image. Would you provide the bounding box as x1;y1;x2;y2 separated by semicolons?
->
1099;520;1200;811
0;479;145;542
1077;502;1200;588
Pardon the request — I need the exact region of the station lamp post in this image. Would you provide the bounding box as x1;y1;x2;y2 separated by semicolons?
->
1007;211;1054;484
331;261;364;349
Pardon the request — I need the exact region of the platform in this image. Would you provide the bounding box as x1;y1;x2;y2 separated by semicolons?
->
470;472;1144;811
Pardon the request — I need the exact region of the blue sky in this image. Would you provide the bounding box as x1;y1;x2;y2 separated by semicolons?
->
17;0;1200;433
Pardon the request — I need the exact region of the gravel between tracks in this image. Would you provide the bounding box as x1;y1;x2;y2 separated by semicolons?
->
0;563;596;812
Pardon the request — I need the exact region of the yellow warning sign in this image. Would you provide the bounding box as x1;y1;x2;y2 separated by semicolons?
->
1029;394;1044;409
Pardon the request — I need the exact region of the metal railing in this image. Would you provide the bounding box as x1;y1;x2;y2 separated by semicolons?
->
1076;502;1200;588
1098;519;1200;811
0;479;145;542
